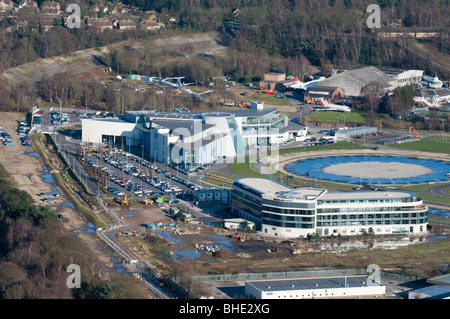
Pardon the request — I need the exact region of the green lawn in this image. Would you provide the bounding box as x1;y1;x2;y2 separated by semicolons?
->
306;110;366;123
278;141;369;156
419;193;450;205
388;139;450;154
400;182;450;192
250;92;290;105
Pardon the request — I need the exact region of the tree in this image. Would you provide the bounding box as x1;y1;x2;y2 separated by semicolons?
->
394;85;414;108
361;81;384;120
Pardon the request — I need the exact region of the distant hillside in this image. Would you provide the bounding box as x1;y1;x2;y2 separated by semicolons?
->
0;32;226;85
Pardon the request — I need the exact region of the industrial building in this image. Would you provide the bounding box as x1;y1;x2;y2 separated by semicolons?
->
408;274;450;299
193;188;231;205
259;72;295;91
245;276;386;299
231;177;428;238
81;107;307;169
319;66;397;97
334;126;378;140
304;86;343;103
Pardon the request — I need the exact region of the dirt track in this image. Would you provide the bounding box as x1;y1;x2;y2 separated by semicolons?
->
0;112;117;272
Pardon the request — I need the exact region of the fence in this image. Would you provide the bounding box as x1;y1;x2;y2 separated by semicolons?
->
190;268;366;282
189;268;427;282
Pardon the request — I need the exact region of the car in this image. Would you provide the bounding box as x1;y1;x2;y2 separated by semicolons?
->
3;141;12;146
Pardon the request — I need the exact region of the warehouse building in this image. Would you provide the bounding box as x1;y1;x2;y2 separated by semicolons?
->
245;276;385;299
334;126;378;140
320;66;397;97
304;86;343;103
231;177;428;238
408;274;450;299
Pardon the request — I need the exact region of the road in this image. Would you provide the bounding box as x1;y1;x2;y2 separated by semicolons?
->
52;131;106;196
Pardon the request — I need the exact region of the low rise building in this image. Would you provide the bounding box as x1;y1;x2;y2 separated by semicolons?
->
259;72;295;91
245;276;385;299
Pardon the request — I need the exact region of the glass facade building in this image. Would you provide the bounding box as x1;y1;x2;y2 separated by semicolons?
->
231;177;428;238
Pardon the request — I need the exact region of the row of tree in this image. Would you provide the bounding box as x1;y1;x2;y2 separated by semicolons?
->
0;165;149;299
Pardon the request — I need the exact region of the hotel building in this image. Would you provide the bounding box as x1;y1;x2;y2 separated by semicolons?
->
231;177;428;238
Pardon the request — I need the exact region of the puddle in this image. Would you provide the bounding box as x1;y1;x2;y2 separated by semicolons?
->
152;229;234;260
60;201;75;209
26;152;40;157
123;211;138;218
173;250;204;260
86;222;96;234
40;162;61;197
428;208;450;217
319;234;449;251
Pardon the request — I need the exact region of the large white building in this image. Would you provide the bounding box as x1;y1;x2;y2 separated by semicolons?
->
231;177;428;238
81;107;308;168
245;276;386;299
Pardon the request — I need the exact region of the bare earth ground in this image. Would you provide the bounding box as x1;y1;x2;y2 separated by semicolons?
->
0;112;116;270
0;32;227;85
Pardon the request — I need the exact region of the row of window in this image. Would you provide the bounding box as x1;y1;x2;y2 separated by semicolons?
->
317;218;427;227
317;206;426;214
317;197;418;205
263;206;315;215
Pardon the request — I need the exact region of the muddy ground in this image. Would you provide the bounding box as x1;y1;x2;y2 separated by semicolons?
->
0;112;121;274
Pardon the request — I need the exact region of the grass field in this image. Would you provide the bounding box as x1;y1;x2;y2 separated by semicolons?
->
389;139;450;154
306;110;366;123
250;92;291;105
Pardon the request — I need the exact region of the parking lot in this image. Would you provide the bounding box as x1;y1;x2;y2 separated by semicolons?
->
85;151;201;199
32;108;113;128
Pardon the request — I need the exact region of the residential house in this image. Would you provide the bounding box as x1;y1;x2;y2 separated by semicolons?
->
140;17;163;30
17;0;38;11
0;0;14;13
39;15;54;31
118;19;136;30
85;17;113;32
40;1;61;16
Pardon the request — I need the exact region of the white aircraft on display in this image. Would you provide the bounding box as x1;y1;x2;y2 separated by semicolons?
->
159;76;213;100
316;98;351;112
290;76;326;90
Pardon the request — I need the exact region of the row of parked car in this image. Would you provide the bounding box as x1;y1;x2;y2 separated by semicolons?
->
21;136;32;147
51;112;70;125
17;120;29;136
0;126;12;146
85;154;193;197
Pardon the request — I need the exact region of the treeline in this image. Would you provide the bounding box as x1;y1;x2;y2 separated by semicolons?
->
0;165;149;299
0;26;158;72
122;0;449;77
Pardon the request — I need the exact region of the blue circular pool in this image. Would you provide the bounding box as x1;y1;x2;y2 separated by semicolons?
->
284;155;450;185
